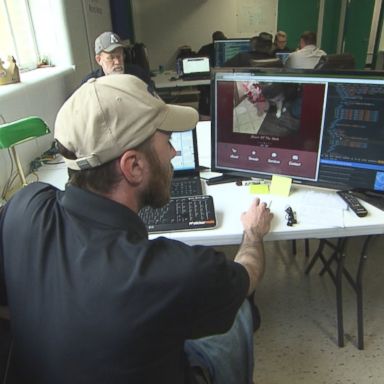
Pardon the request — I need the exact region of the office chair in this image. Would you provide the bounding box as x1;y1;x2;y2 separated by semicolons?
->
315;53;356;70
0;116;50;187
250;58;283;68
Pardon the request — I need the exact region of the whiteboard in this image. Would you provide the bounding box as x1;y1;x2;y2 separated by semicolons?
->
236;0;277;35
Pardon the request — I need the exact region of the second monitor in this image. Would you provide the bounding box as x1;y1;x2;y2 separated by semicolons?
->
214;38;251;67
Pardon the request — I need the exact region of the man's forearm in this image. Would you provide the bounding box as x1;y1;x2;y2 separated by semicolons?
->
234;230;265;295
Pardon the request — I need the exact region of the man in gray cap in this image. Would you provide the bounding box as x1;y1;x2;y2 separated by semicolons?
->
0;75;273;384
81;31;153;87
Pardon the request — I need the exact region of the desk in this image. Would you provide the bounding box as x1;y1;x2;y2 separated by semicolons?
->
32;121;384;349
152;71;210;89
152;71;210;109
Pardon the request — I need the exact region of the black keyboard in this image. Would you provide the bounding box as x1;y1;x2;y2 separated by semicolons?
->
171;176;202;197
139;195;216;233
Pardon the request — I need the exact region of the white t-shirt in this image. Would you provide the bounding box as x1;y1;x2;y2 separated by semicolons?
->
285;45;326;69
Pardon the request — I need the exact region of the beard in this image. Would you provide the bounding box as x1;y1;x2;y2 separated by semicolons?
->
141;151;173;209
111;66;124;74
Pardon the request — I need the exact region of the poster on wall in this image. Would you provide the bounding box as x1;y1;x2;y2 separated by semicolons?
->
236;0;277;35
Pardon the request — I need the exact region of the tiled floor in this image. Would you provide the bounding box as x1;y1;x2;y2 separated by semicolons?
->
233;236;384;384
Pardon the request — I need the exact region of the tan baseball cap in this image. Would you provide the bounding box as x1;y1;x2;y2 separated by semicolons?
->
95;32;125;55
54;75;199;170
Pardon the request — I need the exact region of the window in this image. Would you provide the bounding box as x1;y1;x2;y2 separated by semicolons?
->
0;0;40;70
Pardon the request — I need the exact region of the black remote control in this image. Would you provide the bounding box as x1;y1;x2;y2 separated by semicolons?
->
337;190;368;217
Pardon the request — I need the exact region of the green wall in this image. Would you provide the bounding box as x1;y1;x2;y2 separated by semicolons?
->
321;0;342;53
277;0;320;50
343;0;376;69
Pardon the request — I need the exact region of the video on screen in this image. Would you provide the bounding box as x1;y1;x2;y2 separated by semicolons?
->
214;78;326;180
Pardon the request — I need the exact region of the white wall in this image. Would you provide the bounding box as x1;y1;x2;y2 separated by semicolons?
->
132;0;277;70
0;68;75;194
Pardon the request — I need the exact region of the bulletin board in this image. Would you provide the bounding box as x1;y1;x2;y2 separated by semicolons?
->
236;0;277;35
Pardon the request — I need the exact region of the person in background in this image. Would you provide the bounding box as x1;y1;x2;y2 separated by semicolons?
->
81;31;153;88
271;31;291;54
285;31;326;69
0;74;273;384
223;32;275;67
198;30;227;67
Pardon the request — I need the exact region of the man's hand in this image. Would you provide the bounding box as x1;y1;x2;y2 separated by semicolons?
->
240;198;273;242
235;198;274;294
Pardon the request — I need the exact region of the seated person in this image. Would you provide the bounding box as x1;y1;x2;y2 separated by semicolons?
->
285;31;326;69
271;31;291;54
0;75;273;384
81;31;153;89
223;32;275;67
198;30;227;67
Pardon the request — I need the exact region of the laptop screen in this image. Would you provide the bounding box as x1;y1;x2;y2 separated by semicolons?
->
182;57;210;75
171;129;199;172
275;52;290;64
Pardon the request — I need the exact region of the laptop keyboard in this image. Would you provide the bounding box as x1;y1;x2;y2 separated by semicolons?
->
139;195;216;233
182;75;210;81
171;176;202;197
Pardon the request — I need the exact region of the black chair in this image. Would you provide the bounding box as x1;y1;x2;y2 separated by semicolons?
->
0;309;15;384
315;53;356;70
250;58;283;68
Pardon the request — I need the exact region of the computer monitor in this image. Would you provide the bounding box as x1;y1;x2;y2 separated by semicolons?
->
214;38;251;67
211;69;326;181
212;69;384;190
315;72;384;191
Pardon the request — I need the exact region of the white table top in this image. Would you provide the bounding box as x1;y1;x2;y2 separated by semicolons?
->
32;121;384;247
152;71;210;89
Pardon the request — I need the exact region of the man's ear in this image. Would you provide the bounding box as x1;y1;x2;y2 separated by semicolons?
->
119;150;145;185
95;54;101;65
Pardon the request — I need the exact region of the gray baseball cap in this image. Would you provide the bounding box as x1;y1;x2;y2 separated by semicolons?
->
95;32;125;55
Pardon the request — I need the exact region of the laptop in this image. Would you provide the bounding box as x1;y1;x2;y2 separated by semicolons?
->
181;56;211;80
275;52;290;64
139;129;217;233
170;128;203;197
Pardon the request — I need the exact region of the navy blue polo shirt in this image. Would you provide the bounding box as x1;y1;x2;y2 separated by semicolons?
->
0;183;249;384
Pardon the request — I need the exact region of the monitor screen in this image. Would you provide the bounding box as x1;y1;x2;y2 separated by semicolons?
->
182;57;210;75
212;70;326;181
316;75;384;191
214;38;250;67
171;130;198;171
275;52;290;65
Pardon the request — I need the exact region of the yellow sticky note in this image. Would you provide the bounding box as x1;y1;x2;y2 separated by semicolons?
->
269;175;292;196
249;183;269;195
